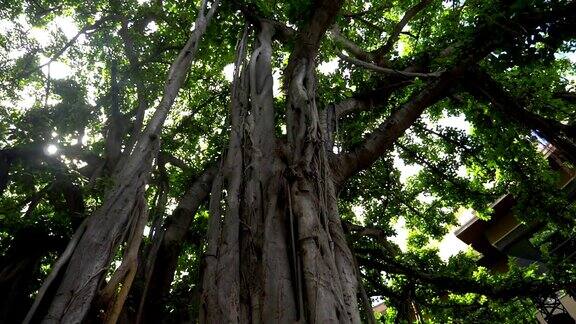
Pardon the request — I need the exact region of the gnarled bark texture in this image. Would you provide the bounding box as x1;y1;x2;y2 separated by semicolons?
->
200;8;362;322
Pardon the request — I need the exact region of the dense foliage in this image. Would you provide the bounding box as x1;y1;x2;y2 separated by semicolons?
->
0;0;575;323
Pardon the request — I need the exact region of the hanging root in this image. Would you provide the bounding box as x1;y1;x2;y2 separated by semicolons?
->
98;192;149;324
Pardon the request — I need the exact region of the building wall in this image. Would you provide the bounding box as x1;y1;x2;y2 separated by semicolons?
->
535;294;576;324
563;295;576;319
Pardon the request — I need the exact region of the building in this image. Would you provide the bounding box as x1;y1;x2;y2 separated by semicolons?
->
455;144;576;323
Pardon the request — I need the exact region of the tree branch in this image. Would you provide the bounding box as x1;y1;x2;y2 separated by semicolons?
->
355;249;576;300
464;68;576;163
337;52;443;78
17;15;113;80
118;16;149;148
158;152;189;170
136;162;218;322
330;25;372;62
334;74;454;183
332;80;414;118
285;0;345;79
412;122;477;157
372;0;432;62
331;0;576;183
229;0;295;42
554;91;576;104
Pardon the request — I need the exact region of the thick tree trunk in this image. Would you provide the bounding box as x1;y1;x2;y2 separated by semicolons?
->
200;20;361;323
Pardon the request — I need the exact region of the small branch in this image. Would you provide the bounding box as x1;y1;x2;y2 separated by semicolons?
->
117;13;151;148
331;79;415;118
372;0;432;60
355;248;576;300
337;52;443;78
396;142;461;187
342;3;393;18
330;26;372;62
412;122;476;156
159;152;189;170
342;220;394;249
464;68;576;163
17;15;113;79
553;91;576;104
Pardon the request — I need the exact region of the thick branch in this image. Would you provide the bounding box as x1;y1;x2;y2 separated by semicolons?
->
332;0;576;183
331;0;576;124
554;91;576;104
330;26;372;62
335;74;454;183
159;152;189;170
30;2;221;322
285;0;345;79
136;163;217;322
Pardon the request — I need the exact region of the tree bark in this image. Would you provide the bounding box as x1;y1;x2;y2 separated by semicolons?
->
200;4;362;321
133;164;217;323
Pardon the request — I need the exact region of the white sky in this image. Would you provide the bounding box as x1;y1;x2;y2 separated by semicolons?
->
2;14;77;80
387;208;473;261
318;58;339;75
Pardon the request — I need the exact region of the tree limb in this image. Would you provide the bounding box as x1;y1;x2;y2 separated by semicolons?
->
330;25;372;62
372;0;432;62
338;52;443;78
334;74;454;183
17;15;113;80
355;250;576;300
554;91;576;104
332;0;576;183
464;68;576;163
135;162;218;322
285;0;345;80
159;151;189;170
